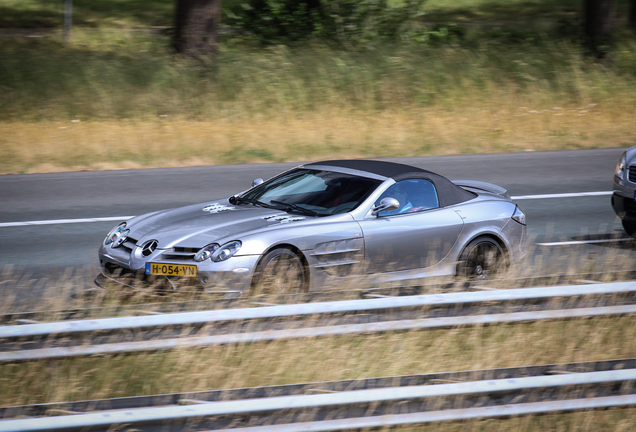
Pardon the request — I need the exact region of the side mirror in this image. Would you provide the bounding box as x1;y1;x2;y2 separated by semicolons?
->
251;178;264;188
371;197;399;216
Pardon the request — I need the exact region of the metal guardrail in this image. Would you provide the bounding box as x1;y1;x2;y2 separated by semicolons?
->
221;396;636;432
2;360;636;431
3;281;635;339
3;305;636;363
4;269;636;326
3;358;632;419
1;281;635;363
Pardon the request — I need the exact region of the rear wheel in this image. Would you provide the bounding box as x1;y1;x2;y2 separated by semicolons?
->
252;248;307;295
457;237;505;280
622;219;636;239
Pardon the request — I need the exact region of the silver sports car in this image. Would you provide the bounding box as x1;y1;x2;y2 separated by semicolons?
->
612;146;636;238
97;160;527;295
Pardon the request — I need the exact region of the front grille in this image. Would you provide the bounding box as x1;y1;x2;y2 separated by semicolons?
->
624;196;636;213
159;246;198;261
629;166;636;183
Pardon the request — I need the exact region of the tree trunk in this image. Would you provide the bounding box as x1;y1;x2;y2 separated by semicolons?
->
584;0;616;58
173;0;221;59
630;0;636;29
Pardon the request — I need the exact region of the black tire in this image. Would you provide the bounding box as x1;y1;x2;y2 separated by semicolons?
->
622;219;636;239
252;248;307;295
457;237;505;280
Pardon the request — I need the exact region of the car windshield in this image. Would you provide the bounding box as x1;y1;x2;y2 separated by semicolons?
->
240;169;382;216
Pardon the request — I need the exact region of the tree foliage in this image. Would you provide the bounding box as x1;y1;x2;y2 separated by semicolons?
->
224;0;426;44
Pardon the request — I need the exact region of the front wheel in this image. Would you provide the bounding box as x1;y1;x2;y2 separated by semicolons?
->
252;248;307;295
457;237;505;280
622;219;636;239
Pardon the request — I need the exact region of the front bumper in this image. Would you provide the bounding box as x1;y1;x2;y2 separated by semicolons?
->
611;193;636;223
98;245;259;294
612;175;636;222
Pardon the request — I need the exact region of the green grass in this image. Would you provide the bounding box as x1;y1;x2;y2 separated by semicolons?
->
1;28;635;173
0;0;174;28
2;30;636;121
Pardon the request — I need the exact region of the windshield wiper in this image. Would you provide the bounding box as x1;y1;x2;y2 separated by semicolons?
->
231;196;278;209
270;200;318;217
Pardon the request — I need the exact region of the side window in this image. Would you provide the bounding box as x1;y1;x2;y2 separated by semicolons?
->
375;179;439;216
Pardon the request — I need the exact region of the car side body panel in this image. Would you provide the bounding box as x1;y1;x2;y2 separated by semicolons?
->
357;208;464;274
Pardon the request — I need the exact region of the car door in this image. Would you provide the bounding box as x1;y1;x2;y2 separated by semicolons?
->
357;179;464;274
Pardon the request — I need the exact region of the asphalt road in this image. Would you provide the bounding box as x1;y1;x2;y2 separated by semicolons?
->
0;148;633;308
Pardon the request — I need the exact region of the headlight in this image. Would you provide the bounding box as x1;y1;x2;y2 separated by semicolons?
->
104;222;130;248
194;243;219;262
211;240;242;262
615;152;626;180
511;206;526;225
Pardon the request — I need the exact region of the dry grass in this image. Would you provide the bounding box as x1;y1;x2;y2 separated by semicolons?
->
1;101;632;175
1;316;635;407
2;26;636;174
0;245;635;400
2;248;636;428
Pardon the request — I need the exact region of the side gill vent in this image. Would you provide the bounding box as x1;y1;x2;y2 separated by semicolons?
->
203;203;237;213
263;215;306;224
311;238;363;276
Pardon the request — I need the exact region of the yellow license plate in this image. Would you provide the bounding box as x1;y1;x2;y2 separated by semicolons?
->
145;263;197;277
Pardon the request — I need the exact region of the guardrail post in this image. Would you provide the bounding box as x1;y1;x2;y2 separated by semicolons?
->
63;0;72;41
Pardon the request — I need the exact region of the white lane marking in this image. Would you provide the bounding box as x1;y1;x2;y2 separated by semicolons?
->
537;238;633;246
0;191;614;228
0;216;134;228
511;191;612;200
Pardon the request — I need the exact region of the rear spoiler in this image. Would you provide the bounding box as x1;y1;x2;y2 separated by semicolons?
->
452;180;509;198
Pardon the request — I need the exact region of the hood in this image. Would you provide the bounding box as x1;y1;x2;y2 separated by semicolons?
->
127;198;310;249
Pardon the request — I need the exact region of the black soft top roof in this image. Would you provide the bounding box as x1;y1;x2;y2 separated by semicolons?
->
305;159;432;179
305;159;476;207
